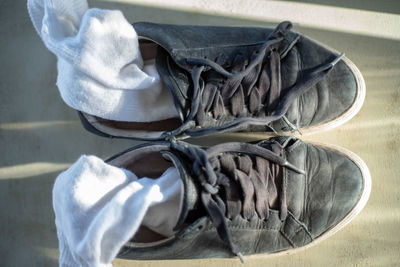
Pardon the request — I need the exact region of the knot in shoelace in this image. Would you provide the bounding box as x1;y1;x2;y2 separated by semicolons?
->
172;141;305;263
176;21;344;138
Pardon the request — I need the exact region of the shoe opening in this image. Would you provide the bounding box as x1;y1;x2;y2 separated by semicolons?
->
108;145;181;245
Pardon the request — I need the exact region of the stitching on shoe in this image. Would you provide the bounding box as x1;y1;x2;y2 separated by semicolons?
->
279;229;296;247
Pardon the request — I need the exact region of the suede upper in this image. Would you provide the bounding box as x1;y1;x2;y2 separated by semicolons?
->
78;21;360;140
134;22;358;136
116;137;365;260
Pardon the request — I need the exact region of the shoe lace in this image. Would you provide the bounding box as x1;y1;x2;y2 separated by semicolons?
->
195;34;288;127
171;140;305;263
166;21;344;139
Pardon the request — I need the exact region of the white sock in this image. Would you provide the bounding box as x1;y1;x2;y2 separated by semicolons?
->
27;0;179;122
53;155;183;267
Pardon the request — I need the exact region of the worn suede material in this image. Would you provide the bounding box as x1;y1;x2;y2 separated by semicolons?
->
119;212;312;260
280;36;357;129
133;22;358;135
284;139;363;238
134;22;274;69
302;142;363;237
117;137;364;260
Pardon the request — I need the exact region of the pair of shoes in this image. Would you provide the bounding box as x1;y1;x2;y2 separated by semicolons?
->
78;21;370;262
76;21;370;262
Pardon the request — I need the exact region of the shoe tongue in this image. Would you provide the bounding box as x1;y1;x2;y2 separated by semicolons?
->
134;22;276;122
161;151;201;231
174;170;202;230
155;46;191;122
260;136;307;219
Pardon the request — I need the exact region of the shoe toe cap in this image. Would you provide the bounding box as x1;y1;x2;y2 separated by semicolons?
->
304;144;369;239
305;59;360;126
289;36;363;128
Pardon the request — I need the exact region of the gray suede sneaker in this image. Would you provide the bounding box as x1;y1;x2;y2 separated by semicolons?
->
106;137;370;261
79;21;365;140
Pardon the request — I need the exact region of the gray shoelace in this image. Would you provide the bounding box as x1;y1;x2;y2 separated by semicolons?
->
162;21;344;139
171;140;305;263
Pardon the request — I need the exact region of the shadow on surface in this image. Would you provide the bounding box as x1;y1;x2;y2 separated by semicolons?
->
0;172;59;267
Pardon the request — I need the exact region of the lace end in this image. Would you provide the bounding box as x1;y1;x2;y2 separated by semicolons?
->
282;116;302;135
296;128;303;135
236;252;245;264
331;53;345;67
284;161;306;175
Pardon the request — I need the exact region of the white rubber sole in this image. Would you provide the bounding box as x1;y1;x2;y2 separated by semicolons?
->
246;141;372;260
